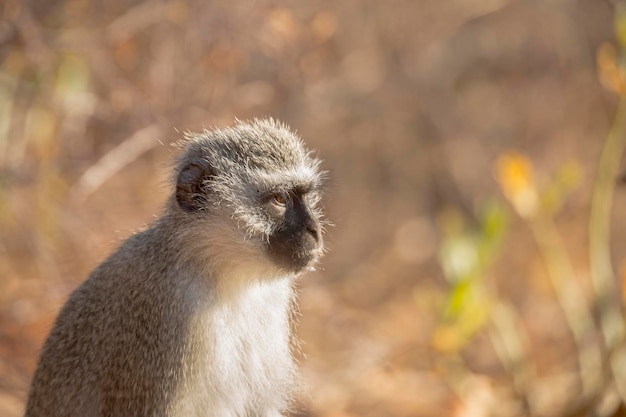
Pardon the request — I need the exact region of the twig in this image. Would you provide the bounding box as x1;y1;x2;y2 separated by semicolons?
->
72;124;162;201
488;301;534;413
529;216;604;400
589;96;626;401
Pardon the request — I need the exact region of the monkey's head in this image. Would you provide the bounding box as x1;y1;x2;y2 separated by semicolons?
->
171;119;326;276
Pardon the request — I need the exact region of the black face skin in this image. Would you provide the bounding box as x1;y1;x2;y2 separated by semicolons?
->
266;192;322;272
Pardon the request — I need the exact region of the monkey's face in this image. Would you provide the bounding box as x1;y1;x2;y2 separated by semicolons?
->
176;166;325;274
221;169;326;274
263;188;324;272
173;119;326;275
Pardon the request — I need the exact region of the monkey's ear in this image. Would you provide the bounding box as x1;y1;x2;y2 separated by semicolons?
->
176;159;217;212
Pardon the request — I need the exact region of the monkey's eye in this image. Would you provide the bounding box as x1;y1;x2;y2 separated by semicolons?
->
271;194;287;207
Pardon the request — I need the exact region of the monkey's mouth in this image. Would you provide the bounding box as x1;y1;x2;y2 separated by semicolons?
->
267;231;323;272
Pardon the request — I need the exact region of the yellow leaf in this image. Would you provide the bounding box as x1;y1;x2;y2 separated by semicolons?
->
495;152;538;218
597;43;626;95
432;325;464;353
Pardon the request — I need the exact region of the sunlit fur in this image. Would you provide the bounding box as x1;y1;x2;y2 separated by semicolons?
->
25;119;325;417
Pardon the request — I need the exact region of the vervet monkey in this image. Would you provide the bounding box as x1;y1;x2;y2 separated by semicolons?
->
25;119;326;417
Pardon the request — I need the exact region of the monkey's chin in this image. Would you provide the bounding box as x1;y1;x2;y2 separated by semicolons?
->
267;249;321;275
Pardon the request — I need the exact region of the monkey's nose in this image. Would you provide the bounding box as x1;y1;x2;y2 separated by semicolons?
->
306;222;320;242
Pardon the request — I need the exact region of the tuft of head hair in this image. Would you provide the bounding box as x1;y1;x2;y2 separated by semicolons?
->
174;119;323;213
177;118;319;176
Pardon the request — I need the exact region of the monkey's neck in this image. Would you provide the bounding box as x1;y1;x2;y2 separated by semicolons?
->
211;263;290;300
156;213;297;295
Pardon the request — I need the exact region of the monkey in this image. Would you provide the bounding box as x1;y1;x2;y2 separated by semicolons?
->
24;118;326;417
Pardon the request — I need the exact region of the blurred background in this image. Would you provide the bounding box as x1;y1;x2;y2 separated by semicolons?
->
2;0;626;416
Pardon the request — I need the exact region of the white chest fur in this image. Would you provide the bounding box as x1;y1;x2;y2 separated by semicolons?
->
173;277;296;417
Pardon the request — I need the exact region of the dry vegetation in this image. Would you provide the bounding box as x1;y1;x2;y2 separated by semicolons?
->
2;0;626;416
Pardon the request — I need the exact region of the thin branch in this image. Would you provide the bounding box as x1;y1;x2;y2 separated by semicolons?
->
589;96;626;402
72;124;162;201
